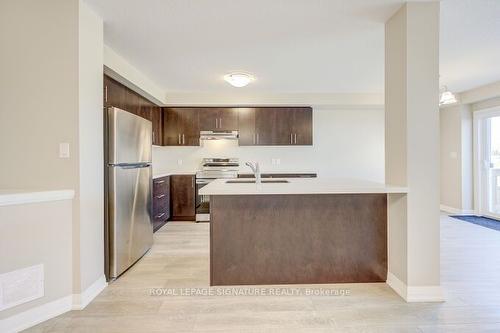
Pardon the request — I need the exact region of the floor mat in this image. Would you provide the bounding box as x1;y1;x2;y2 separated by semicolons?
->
450;215;500;231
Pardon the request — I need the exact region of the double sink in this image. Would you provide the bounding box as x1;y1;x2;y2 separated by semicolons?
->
226;180;289;184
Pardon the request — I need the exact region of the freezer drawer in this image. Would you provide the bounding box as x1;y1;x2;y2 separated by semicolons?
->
107;164;153;279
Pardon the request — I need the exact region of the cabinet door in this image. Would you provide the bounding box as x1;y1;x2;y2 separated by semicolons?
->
237;108;256;146
104;76;126;108
218;108;238;130
272;108;295;145
170;175;195;219
179;108;200;146
255;108;277;145
198;108;219;131
152;107;163;146
163;108;182;146
292;107;313;145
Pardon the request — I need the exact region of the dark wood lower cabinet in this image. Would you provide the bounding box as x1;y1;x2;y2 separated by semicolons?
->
152;176;170;232
170;174;196;221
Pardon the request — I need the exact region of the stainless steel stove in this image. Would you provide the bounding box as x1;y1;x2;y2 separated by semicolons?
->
195;158;239;222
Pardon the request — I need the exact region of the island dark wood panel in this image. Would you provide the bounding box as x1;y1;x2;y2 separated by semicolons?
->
210;194;387;286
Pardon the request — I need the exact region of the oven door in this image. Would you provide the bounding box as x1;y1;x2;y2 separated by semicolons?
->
195;178;213;222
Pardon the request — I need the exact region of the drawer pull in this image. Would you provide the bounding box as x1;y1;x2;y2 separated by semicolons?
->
155;180;165;184
155;213;166;219
155;194;166;199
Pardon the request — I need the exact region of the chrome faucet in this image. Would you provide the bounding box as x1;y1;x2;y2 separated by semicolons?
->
245;161;261;183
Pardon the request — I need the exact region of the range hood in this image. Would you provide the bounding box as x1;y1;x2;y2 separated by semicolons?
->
200;130;239;141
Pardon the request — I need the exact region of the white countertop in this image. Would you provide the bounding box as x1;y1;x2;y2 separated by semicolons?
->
153;171;317;178
199;178;408;195
0;189;75;207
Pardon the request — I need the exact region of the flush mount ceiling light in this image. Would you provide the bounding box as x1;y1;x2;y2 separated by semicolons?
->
439;86;458;106
223;73;255;88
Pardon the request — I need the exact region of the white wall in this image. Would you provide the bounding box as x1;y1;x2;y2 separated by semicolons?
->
0;0;105;320
440;106;463;209
0;200;73;332
152;108;385;182
77;1;104;294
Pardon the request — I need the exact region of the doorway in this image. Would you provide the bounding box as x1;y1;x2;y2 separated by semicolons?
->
474;108;500;219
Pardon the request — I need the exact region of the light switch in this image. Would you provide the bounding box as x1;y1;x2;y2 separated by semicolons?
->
177;159;183;165
59;143;70;158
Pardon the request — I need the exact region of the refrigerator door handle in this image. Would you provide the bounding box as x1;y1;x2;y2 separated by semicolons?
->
110;163;151;169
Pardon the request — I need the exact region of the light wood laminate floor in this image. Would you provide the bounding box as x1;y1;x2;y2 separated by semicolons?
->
27;214;500;332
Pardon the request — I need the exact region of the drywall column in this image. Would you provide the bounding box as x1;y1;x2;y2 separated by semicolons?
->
385;2;442;301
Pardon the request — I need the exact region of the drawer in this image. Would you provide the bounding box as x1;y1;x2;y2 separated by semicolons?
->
153;176;170;194
153;195;169;214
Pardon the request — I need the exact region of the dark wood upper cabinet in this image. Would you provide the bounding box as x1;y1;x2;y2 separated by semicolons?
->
198;108;238;131
237;108;257;146
170;174;196;220
151;107;163;146
291;107;313;145
103;74;161;144
236;107;312;146
162;108;200;146
198;108;220;131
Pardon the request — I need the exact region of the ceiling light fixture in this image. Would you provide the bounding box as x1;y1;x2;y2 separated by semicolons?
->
439;86;458;106
224;73;254;87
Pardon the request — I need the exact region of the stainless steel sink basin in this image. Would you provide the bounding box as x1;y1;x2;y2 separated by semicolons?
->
226;180;289;184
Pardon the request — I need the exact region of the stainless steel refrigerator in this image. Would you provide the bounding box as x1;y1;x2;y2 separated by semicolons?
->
105;107;153;280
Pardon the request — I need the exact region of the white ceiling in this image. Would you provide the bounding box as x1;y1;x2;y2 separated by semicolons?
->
86;0;500;94
440;0;500;93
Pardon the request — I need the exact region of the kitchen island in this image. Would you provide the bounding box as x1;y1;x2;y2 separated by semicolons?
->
199;178;408;286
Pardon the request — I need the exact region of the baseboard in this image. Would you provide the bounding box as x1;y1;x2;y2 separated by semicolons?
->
0;295;72;333
440;204;475;215
386;272;407;300
72;274;107;310
406;285;445;302
386;272;444;302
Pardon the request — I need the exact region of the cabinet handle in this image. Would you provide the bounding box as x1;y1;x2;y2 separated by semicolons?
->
154;180;165;184
294;133;297;144
192;177;194;188
104;85;108;102
155;194;166;199
253;133;255;145
290;133;293;144
178;134;181;145
219;118;222;128
215;118;218;128
152;131;155;143
182;134;185;144
155;212;166;219
256;133;259;144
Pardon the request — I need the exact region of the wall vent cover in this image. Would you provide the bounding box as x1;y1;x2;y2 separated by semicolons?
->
0;264;44;310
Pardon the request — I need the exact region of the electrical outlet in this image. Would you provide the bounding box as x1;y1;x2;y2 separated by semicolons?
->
276;158;281;165
177;159;183;165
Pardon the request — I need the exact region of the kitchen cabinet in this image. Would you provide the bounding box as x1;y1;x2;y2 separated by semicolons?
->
170;174;196;220
103;75;163;144
236;108;256;145
199;108;238;131
237;107;313;146
151;106;162;145
163;108;200;146
152;176;170;232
